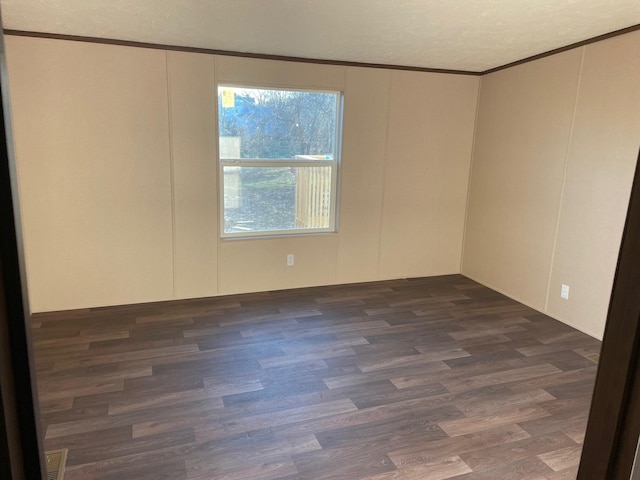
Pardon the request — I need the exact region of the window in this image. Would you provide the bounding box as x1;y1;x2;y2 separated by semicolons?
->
218;86;342;237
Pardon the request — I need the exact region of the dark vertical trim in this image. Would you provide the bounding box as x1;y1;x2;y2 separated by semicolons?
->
0;379;12;480
0;16;46;480
577;148;640;480
612;350;640;478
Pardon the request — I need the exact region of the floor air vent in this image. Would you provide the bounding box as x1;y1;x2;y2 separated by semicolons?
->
45;449;67;480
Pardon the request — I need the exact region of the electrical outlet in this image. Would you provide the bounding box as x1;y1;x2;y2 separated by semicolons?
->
561;284;570;300
287;254;294;266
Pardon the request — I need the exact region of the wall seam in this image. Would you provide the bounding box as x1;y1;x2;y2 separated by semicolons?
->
214;55;222;294
165;51;178;298
543;46;586;312
333;67;348;284
459;76;483;274
375;70;394;279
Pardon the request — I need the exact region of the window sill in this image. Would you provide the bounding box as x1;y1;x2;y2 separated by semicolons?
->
220;231;338;242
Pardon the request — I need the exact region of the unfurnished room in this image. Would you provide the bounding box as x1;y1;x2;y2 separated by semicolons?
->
0;1;640;479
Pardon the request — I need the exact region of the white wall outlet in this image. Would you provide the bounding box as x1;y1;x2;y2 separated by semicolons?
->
287;254;294;266
561;284;570;300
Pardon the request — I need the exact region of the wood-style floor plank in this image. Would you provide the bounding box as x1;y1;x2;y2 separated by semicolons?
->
31;275;600;479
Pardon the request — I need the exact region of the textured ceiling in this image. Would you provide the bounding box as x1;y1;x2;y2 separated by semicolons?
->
2;0;640;72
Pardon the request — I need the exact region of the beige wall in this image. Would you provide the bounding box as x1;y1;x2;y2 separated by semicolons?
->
463;50;583;311
5;36;480;312
9;32;637;338
167;51;219;299
463;30;640;339
337;68;479;283
6;37;175;312
219;236;339;294
336;67;389;284
545;32;640;338
380;71;478;279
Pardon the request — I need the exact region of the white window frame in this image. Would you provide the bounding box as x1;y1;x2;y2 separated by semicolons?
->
218;85;343;239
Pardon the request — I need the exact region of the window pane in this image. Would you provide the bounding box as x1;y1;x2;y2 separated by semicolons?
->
218;87;338;159
223;166;333;234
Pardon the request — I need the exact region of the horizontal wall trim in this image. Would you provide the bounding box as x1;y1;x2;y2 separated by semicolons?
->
483;23;640;74
5;23;640;77
2;30;481;76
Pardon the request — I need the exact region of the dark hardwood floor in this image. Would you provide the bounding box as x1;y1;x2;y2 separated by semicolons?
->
31;275;600;480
